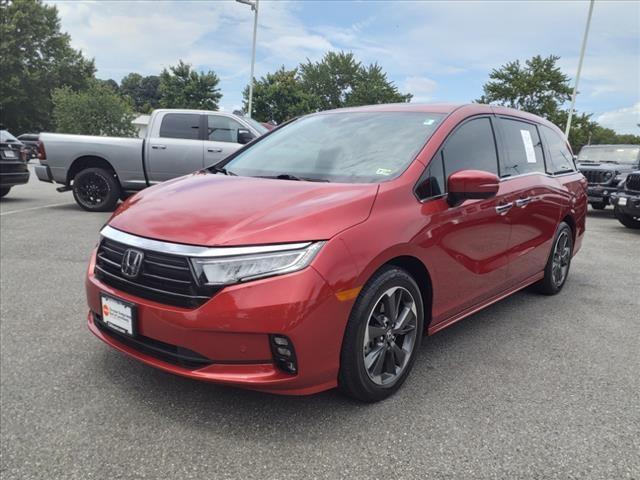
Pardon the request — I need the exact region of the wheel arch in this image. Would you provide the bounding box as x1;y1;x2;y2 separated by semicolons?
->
357;253;434;331
67;155;118;185
561;213;577;247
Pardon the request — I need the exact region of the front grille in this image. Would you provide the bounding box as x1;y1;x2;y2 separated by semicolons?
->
581;169;613;185
94;237;219;308
93;313;213;369
626;173;640;192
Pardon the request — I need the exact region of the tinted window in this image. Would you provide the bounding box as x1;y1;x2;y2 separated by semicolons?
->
577;145;640;165
541;125;575;174
224;112;445;183
208;115;244;143
499;118;545;177
159;113;200;140
416;152;446;199
441;117;498;176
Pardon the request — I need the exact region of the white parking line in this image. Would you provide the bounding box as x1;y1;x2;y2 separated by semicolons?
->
0;202;74;217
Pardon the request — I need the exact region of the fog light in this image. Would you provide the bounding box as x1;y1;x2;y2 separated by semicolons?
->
270;335;298;374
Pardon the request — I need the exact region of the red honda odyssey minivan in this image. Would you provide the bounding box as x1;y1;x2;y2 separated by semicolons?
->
86;104;587;402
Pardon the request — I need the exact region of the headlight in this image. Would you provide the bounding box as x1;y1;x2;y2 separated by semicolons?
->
191;242;325;286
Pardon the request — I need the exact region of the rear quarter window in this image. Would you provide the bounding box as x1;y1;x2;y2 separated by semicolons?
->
540;125;575;174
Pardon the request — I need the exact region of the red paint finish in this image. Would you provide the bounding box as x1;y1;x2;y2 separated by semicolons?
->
87;103;586;395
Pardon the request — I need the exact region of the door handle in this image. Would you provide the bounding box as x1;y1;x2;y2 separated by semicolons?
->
515;197;531;207
151;144;166;150
207;147;223;153
495;202;513;214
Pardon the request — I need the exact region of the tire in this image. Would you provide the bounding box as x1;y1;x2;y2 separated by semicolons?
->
0;187;11;198
614;206;640;229
339;266;424;402
72;167;121;212
535;222;573;295
590;201;607;210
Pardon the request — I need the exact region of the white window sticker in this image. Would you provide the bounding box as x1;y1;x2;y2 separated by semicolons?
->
520;129;537;164
376;168;393;176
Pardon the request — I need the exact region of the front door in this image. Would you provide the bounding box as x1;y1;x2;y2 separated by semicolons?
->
417;116;513;324
203;114;247;166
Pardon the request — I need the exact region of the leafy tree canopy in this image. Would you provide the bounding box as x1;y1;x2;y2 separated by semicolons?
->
52;80;136;137
242;67;316;124
159;60;222;110
120;73;161;113
0;0;95;133
245;51;411;123
476;54;639;152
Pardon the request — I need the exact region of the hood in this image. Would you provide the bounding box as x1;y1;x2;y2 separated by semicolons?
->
109;172;378;246
578;162;636;173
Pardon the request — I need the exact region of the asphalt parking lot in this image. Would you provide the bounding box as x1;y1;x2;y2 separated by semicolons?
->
1;166;639;480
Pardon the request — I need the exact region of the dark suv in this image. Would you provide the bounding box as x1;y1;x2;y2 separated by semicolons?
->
576;145;640;210
610;171;640;229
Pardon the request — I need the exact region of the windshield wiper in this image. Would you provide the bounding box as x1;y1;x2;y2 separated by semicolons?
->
209;165;236;176
262;174;330;182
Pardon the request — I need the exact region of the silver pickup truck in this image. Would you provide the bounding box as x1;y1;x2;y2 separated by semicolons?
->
36;109;267;211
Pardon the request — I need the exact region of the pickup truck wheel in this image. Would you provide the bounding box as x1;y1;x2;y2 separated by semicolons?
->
614;206;640;229
72;167;121;212
0;187;11;198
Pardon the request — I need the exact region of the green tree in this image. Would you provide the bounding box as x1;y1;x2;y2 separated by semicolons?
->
159;61;222;110
242;67;316;123
299;51;411;111
347;63;412;106
0;0;95;133
120;73;161;113
476;55;571;121
52;80;136;137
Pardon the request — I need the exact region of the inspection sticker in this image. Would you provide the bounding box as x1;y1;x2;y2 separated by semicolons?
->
520;129;537;163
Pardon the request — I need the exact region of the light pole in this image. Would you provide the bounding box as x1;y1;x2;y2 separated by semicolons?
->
565;0;595;137
236;0;259;118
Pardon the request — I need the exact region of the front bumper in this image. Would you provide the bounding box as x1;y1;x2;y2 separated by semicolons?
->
611;192;640;217
86;249;352;395
586;185;617;203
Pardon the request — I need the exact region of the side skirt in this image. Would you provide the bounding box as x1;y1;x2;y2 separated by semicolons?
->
427;271;545;336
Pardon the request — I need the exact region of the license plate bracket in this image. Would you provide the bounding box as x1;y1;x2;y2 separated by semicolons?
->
100;294;137;337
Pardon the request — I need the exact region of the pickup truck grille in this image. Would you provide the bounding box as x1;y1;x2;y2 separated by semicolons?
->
94;238;218;308
626;174;640;192
581;169;613;185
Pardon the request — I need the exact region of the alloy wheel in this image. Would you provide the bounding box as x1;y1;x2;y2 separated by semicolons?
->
551;231;571;287
76;173;109;207
362;286;418;386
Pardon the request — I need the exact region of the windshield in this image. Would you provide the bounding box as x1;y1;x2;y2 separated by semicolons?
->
223;111;445;183
577;146;640;164
0;130;20;143
243;117;269;135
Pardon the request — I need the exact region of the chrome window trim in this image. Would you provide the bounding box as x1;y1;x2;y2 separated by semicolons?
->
100;225;312;258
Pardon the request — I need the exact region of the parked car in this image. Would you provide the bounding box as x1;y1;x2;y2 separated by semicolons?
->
610;171;640;229
17;133;41;160
576;144;640;210
86;103;587;402
0;129;30;198
36;109;268;212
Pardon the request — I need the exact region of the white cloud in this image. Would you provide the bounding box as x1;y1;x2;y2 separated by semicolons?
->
403;77;438;102
597;103;640;134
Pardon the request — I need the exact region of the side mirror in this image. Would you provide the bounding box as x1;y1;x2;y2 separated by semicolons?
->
237;128;254;145
447;169;500;206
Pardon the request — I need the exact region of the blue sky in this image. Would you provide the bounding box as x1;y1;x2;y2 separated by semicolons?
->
51;0;639;133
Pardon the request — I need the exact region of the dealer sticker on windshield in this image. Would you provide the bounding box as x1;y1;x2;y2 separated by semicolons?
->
376;168;393;176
